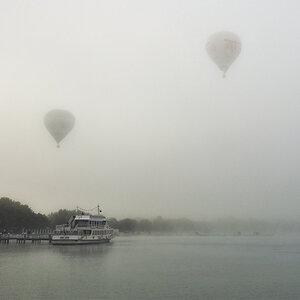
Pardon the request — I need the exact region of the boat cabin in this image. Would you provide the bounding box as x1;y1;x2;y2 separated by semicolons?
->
55;213;108;233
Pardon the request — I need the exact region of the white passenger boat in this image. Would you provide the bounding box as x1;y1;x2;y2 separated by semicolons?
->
51;206;114;245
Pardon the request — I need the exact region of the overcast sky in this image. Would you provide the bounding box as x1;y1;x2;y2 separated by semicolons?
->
0;0;299;220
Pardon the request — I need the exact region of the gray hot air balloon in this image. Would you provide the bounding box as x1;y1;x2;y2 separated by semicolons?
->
206;31;241;77
44;109;75;148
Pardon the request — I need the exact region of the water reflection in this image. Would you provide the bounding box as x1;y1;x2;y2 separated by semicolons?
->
51;241;114;258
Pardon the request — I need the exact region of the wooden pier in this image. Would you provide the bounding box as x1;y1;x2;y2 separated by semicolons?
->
0;233;52;244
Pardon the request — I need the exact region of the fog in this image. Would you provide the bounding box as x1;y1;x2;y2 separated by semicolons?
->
0;0;299;220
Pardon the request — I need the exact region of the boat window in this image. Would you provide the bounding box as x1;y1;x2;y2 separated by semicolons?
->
76;220;88;227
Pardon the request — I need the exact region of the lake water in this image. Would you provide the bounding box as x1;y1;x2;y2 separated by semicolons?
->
1;235;300;299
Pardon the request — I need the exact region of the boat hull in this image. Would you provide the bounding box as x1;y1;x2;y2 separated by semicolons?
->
52;239;110;245
51;235;112;245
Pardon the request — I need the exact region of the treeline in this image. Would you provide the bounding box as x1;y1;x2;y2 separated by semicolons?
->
2;197;300;235
109;217;201;233
0;198;78;232
110;217;300;235
48;209;77;228
0;197;49;232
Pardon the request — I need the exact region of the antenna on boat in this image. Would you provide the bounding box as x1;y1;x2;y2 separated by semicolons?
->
97;204;102;215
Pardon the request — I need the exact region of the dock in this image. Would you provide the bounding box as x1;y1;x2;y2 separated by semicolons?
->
0;233;52;244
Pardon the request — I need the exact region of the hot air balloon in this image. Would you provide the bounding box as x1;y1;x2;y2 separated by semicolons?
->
44;109;75;148
206;31;241;77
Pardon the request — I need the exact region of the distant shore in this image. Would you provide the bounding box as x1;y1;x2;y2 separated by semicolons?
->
2;197;300;235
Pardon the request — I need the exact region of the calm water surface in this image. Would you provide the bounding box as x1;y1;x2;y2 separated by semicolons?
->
1;235;300;299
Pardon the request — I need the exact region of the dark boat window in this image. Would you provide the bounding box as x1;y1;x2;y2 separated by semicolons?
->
75;220;88;227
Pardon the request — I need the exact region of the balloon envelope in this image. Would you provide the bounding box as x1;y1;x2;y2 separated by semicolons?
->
206;31;241;76
44;109;75;147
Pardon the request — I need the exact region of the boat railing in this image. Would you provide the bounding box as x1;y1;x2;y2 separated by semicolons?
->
55;231;79;236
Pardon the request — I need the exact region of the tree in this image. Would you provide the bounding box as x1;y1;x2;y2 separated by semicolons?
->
118;218;137;232
137;219;152;232
108;218;118;228
0;197;49;232
48;209;77;228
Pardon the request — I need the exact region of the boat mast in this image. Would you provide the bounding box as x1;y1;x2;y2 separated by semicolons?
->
97;204;102;215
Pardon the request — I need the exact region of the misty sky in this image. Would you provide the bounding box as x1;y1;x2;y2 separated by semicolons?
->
0;0;299;220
